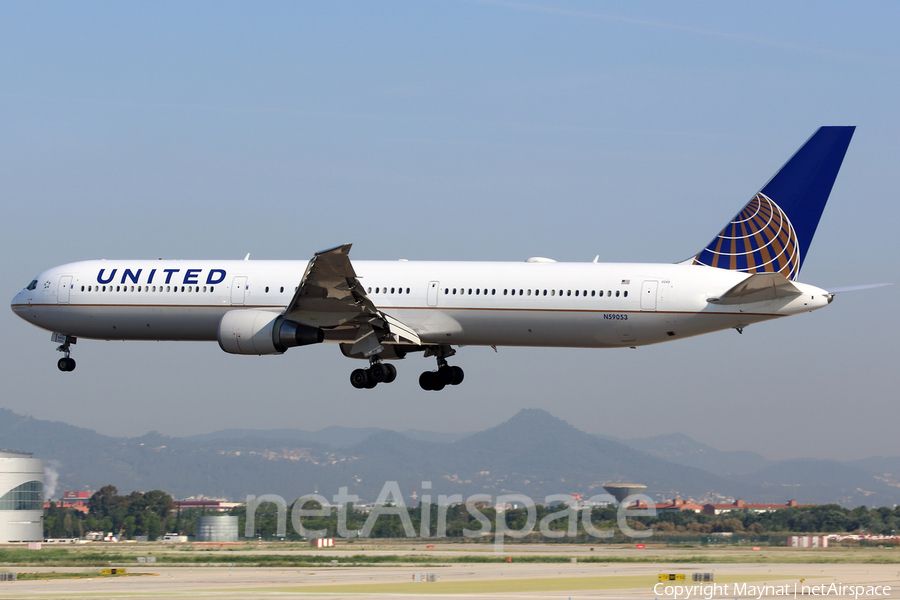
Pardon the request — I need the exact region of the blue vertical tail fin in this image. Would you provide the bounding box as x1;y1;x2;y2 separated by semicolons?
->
691;126;855;280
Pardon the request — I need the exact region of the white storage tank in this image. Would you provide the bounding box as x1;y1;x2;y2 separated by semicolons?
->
0;450;44;543
195;515;238;542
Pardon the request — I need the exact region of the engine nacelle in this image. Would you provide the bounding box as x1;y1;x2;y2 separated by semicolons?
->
217;310;324;355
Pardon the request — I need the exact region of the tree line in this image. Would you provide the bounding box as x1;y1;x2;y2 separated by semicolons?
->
44;487;900;541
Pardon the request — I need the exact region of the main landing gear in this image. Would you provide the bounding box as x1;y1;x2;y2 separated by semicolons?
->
55;334;76;372
419;357;464;392
347;345;465;391
349;357;397;389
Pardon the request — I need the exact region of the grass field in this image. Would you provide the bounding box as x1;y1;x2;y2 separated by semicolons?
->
0;543;897;567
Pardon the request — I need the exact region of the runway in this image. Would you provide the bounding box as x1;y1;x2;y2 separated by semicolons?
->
1;561;897;599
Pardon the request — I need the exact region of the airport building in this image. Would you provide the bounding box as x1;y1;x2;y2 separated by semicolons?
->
702;499;805;515
195;515;239;542
0;450;44;543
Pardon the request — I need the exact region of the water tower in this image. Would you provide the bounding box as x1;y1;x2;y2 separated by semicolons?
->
602;483;646;504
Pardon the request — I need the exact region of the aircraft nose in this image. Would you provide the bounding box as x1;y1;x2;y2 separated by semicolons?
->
10;291;23;315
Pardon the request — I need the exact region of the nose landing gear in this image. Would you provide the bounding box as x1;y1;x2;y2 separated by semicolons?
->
54;334;77;372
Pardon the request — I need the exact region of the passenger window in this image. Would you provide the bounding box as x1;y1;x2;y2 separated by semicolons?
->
567;290;571;296
406;288;410;294
624;291;628;297
476;289;480;295
265;286;269;293
575;290;579;296
391;287;395;294
453;288;457;295
492;289;496;295
503;289;508;295
607;290;611;297
280;287;284;293
210;286;214;292
616;290;620;297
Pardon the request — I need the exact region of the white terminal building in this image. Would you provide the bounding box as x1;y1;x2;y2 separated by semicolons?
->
0;450;44;543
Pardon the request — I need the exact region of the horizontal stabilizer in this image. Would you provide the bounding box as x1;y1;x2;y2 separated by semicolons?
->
707;272;802;305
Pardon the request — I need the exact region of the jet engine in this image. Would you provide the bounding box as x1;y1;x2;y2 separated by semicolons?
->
217;310;323;355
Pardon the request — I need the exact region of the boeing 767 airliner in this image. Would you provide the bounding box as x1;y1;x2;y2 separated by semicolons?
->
11;127;877;390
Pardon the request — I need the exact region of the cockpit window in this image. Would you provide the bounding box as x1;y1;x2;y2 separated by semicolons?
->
25;280;38;291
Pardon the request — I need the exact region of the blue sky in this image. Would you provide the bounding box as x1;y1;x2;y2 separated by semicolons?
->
2;1;898;460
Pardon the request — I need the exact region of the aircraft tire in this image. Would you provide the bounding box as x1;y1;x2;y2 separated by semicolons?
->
418;371;432;390
383;364;397;383
350;368;369;389
66;358;76;371
57;358;69;372
370;363;387;383
438;366;457;385
450;366;464;385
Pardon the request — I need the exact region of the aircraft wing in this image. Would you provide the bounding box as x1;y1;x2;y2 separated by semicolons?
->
707;272;802;305
282;244;421;355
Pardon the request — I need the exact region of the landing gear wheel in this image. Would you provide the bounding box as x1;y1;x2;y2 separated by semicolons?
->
450;365;464;385
350;368;371;389
58;358;69;372
438;366;457;386
419;371;435;391
419;371;445;391
383;364;397;383
66;358;76;372
370;363;387;383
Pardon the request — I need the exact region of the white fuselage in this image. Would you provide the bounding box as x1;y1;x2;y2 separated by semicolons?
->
11;259;830;350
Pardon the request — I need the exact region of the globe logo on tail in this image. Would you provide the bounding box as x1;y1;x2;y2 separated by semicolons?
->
693;193;800;281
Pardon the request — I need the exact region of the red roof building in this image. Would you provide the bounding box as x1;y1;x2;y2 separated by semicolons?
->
654;498;705;513
44;500;89;514
702;499;805;515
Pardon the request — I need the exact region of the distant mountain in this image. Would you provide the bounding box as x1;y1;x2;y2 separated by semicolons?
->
740;458;899;507
185;426;470;448
1;407;898;507
619;432;772;476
